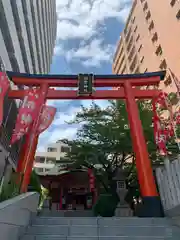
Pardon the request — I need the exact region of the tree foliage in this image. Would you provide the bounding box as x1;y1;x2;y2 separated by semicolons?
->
64;98;179;198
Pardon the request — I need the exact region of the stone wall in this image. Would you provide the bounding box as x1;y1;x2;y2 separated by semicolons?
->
0;192;39;240
156;156;180;225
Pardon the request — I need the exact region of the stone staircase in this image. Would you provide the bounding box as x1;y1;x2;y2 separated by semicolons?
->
20;215;180;240
40;210;94;217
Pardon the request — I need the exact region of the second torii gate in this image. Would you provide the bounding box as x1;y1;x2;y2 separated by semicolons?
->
6;70;165;217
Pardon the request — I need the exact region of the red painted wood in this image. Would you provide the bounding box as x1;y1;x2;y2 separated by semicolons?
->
8;89;161;100
10;76;160;87
124;81;158;197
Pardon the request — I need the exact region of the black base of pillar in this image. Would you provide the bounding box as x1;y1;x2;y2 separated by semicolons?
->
137;196;164;217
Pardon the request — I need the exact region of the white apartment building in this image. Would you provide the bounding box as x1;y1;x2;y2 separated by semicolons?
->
34;140;73;176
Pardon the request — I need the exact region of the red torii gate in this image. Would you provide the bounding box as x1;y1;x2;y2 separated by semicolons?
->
6;70;165;217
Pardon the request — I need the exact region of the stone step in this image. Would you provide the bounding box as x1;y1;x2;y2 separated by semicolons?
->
22;236;168;240
98;225;176;237
40;210;94;217
27;225;98;236
33;217;97;225
98;217;172;226
33;217;171;226
26;224;178;237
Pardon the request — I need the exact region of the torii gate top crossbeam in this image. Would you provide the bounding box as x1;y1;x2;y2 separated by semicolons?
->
7;71;165;87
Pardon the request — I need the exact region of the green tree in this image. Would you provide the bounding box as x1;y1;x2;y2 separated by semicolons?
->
64;97;179;201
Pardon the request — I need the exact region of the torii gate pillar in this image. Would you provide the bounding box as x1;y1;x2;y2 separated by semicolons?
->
124;81;161;217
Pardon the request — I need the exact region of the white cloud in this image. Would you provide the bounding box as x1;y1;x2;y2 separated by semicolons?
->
65;39;115;67
56;20;95;40
56;0;132;37
49;127;77;143
54;0;132;66
37;126;78;152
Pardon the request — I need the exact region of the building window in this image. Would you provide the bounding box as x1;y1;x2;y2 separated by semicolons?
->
130;55;137;72
138;44;142;52
10;0;30;73
155;45;163;56
149;21;154;31
121;65;126;74
152;32;158;43
132;16;135;23
21;1;36;73
128;46;136;62
61;146;70;153
46;157;56;164
45;168;50;172
47;147;57;152
146;11;151;21
134;26;138;33
170;0;176;7
127;36;133;52
35;157;45;163
164;75;172;86
140;56;144;63
135;67;140;73
159;59;167;70
36;168;43;172
30;1;42;72
143;2;148;12
125;27;132;43
136;34;140;42
117;55;125;72
176;10;180;20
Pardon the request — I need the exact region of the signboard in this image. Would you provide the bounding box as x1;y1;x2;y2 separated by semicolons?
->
78;74;94;96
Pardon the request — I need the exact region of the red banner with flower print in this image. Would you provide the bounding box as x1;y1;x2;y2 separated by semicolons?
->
37;105;56;134
0;72;10;126
153;113;167;155
152;92;175;155
88;168;95;192
10;88;43;144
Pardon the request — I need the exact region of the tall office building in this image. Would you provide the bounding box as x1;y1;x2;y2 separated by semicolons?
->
0;0;57;176
113;0;180;93
0;0;57;74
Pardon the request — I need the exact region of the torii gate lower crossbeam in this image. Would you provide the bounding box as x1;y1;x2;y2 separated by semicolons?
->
7;71;166;217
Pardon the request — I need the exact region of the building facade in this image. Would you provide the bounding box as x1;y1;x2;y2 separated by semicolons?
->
0;0;57;178
0;0;57;74
113;0;180;94
34;140;72;175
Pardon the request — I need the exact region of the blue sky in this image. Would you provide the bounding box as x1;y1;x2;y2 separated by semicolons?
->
37;0;133;151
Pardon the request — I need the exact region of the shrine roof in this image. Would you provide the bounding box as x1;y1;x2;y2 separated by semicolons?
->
6;70;166;81
37;168;87;178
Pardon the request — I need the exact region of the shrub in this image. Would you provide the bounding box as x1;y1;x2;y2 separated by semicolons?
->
0;173;20;202
93;193;119;217
28;170;41;193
